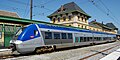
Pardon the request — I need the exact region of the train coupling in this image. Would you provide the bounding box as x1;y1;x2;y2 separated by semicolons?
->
9;43;16;53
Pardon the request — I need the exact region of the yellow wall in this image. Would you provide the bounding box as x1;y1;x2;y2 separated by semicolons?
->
0;32;4;46
50;13;117;34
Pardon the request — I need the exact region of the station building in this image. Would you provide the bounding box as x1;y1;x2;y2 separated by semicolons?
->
48;2;118;34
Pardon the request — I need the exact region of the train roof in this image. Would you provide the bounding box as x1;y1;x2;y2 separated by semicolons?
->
36;24;116;35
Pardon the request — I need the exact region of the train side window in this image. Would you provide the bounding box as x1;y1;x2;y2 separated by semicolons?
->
61;33;67;39
54;32;60;39
80;37;83;42
87;37;89;41
94;37;97;41
34;30;39;36
45;32;52;39
68;33;73;39
84;37;86;42
90;37;92;41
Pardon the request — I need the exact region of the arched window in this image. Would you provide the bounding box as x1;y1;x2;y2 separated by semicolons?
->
68;16;71;21
85;26;87;29
53;18;55;23
63;17;66;21
69;25;71;26
81;25;83;28
85;18;87;23
81;17;83;22
78;16;80;21
58;17;60;22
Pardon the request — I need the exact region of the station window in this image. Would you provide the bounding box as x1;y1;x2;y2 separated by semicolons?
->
78;16;80;20
5;25;14;32
81;17;83;22
68;33;73;39
63;17;66;21
85;26;87;29
68;16;71;21
69;25;71;26
0;25;2;32
45;32;52;39
61;33;67;39
81;25;83;28
58;18;60;22
54;32;60;39
53;18;55;23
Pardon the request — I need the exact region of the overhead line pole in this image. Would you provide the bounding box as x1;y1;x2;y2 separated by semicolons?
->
30;0;33;20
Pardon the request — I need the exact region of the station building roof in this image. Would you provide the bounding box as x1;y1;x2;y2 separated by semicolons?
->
106;23;118;30
48;2;91;18
0;15;49;24
0;10;19;18
89;21;116;30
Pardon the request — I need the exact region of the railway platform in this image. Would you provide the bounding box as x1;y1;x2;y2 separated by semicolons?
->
100;48;120;60
0;49;12;57
0;49;11;52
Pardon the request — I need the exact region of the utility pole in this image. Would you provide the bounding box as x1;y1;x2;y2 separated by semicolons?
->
30;0;33;20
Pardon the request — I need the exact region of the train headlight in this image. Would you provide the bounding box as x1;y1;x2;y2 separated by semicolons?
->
10;40;22;44
15;40;22;44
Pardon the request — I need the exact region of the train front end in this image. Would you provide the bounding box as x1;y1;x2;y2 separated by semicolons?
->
10;26;25;53
10;24;43;54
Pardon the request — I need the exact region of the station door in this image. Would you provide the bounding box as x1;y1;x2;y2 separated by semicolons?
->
4;32;14;47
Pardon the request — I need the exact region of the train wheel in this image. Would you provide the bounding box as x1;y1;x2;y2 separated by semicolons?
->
52;45;56;51
35;48;42;54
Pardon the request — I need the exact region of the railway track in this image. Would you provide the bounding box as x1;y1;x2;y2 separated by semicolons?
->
79;44;120;60
0;41;118;59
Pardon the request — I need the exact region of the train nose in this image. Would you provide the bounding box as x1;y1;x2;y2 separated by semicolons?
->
9;40;22;52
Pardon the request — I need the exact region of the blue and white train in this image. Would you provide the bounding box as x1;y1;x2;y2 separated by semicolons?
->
10;23;116;54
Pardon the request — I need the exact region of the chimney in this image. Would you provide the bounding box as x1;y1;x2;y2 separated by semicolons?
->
60;5;64;12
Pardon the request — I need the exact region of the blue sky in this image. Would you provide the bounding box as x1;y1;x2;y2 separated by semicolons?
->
0;0;120;29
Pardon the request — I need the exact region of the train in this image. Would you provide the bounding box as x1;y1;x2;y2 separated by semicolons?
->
10;23;116;54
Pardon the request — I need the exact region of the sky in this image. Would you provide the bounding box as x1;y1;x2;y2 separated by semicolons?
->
0;0;120;29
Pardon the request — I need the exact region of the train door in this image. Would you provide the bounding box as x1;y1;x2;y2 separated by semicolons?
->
75;37;80;43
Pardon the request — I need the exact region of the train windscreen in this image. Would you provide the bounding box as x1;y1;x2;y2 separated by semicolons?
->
13;27;26;40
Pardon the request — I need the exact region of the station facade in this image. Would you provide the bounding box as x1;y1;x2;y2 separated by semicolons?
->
48;2;118;34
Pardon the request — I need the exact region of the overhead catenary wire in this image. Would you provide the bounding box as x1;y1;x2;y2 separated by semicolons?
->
32;0;56;17
0;3;20;14
99;0;120;25
23;0;30;18
89;0;120;26
7;0;28;6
